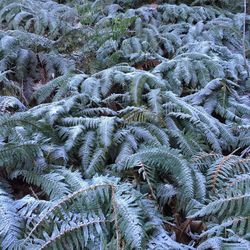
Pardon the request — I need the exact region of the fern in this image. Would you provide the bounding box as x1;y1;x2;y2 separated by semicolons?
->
0;0;249;249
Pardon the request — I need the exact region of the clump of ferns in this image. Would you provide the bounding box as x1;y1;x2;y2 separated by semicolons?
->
0;171;160;250
0;35;74;104
0;0;77;40
186;151;250;247
184;78;250;125
0;0;249;249
29;74;236;162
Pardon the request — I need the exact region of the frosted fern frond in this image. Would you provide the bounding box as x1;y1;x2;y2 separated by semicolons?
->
0;96;26;113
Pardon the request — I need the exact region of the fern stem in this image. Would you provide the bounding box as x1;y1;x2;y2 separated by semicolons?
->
111;185;121;250
24;184;114;242
243;0;248;75
140;163;157;200
40;218;108;249
211;147;241;192
29;186;39;199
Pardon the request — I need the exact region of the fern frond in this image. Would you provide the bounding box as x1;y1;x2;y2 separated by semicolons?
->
0;186;22;250
124;146;194;200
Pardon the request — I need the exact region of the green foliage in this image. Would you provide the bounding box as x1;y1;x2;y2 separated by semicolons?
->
0;0;250;249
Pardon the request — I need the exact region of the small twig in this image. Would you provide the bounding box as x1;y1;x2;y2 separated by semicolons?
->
230;147;242;156
29;186;39;199
241;146;250;157
164;220;179;230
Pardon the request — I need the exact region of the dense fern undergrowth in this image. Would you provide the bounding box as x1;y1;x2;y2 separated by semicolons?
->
0;0;250;249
